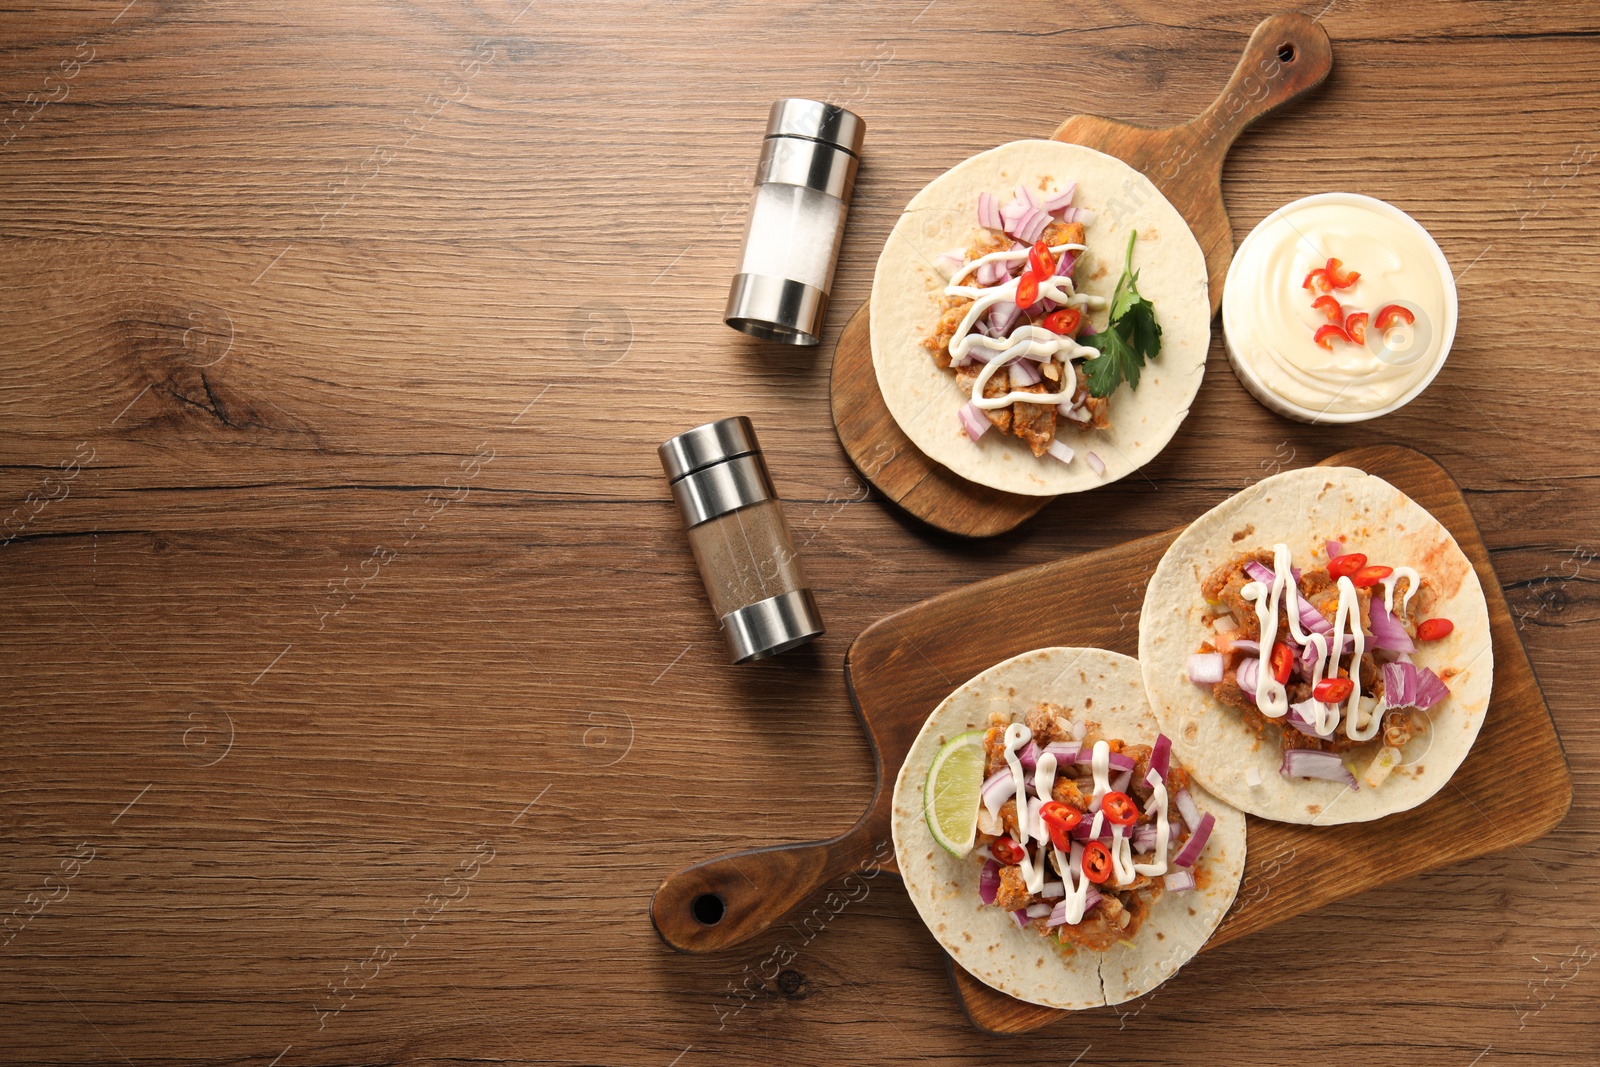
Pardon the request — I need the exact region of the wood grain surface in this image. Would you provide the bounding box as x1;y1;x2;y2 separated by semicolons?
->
1;2;1597;1065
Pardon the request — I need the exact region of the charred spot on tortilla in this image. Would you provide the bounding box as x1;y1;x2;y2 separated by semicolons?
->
1232;524;1255;542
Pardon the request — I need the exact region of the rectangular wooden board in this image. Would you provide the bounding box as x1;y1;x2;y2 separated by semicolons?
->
843;444;1572;1034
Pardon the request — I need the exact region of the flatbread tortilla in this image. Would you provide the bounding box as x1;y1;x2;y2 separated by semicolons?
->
1138;466;1494;824
869;139;1210;496
891;647;1245;1010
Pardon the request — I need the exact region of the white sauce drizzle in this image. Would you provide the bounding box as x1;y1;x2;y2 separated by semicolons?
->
1242;544;1377;740
1002;731;1175;922
1381;566;1419;615
942;242;1108;409
1002;724;1048;894
1132;769;1171;878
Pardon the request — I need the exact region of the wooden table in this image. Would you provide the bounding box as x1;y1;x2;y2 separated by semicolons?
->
1;2;1595;1063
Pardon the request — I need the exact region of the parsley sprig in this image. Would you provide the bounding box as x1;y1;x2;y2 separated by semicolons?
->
1081;230;1162;398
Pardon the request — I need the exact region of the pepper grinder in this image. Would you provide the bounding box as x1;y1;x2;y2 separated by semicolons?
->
659;417;825;663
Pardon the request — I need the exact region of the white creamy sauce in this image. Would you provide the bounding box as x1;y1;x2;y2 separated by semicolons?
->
1001;729;1175;925
943;242;1106;409
1381;566;1419;615
1245;543;1380;741
1224;195;1452;415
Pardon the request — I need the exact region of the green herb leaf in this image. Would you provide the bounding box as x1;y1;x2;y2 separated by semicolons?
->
1082;230;1162;398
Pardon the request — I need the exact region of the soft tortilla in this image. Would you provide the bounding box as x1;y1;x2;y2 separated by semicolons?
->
1138;466;1494;825
891;647;1245;1010
869;140;1210;496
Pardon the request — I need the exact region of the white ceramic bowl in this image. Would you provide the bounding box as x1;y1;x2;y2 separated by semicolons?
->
1222;192;1457;424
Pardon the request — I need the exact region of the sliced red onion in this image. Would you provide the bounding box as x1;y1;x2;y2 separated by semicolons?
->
1053;249;1077;277
1046;439;1075;465
1018;740;1039;773
1150;733;1172;782
1280;748;1357;787
1074;749;1135;772
1009;359;1042;388
1132;823;1158;851
1007;205;1051;243
1236;656;1260;697
1085;451;1105;475
1368;602;1416;653
987;301;1021;335
1286;699;1335;739
1058;402;1091;422
1326;540;1346;559
1041;741;1080;767
1025;902;1053;919
1046;886;1101;927
1188;652;1224;685
1174;789;1202;833
1012;908;1031;928
978;859;1001;904
1244;560;1275;586
1042;181;1077;213
1298;596;1333;637
975;259;1007;286
1172;812;1215;867
1039;880;1065;899
977;191;1003;231
1110;768;1132;793
1070;813;1111;841
958;402;990;441
1164;868;1197;892
1379;661;1449;712
1226;638;1262;656
1000;196;1027;229
1014;183;1040;212
981;767;1015;817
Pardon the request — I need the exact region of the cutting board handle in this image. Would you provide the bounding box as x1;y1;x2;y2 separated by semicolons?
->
1187;13;1333;158
650;811;893;953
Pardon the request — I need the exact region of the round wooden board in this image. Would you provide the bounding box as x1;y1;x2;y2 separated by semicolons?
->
828;12;1333;538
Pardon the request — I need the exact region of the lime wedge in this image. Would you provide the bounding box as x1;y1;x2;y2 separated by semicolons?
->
925;729;987;857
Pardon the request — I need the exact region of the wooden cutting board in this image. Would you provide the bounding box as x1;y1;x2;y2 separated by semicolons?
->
650;445;1572;1033
829;13;1333;538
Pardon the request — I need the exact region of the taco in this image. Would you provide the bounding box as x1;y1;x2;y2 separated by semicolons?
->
869;139;1210;496
892;647;1245;1010
1139;466;1494;825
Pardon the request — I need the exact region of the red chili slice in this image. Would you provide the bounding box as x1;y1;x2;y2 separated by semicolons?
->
1312;295;1343;322
1082;841;1112;884
1028;240;1056;278
1313;676;1354;703
1016;270;1039;307
1325;257;1361;289
1374;304;1415;330
1416;618;1454;641
1101;792;1139;828
991;836;1023;865
1041;308;1082;336
1314;323;1351;349
1344;311;1369;345
1327;552;1367;580
1040;801;1082;851
1350;564;1393;589
1269;640;1294;684
1303;268;1332;294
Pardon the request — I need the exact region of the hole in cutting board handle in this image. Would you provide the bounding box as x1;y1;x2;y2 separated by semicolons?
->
1278;42;1297;63
691;892;726;926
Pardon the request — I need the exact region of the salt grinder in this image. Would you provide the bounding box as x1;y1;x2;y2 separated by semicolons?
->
724;99;865;346
658;417;825;663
